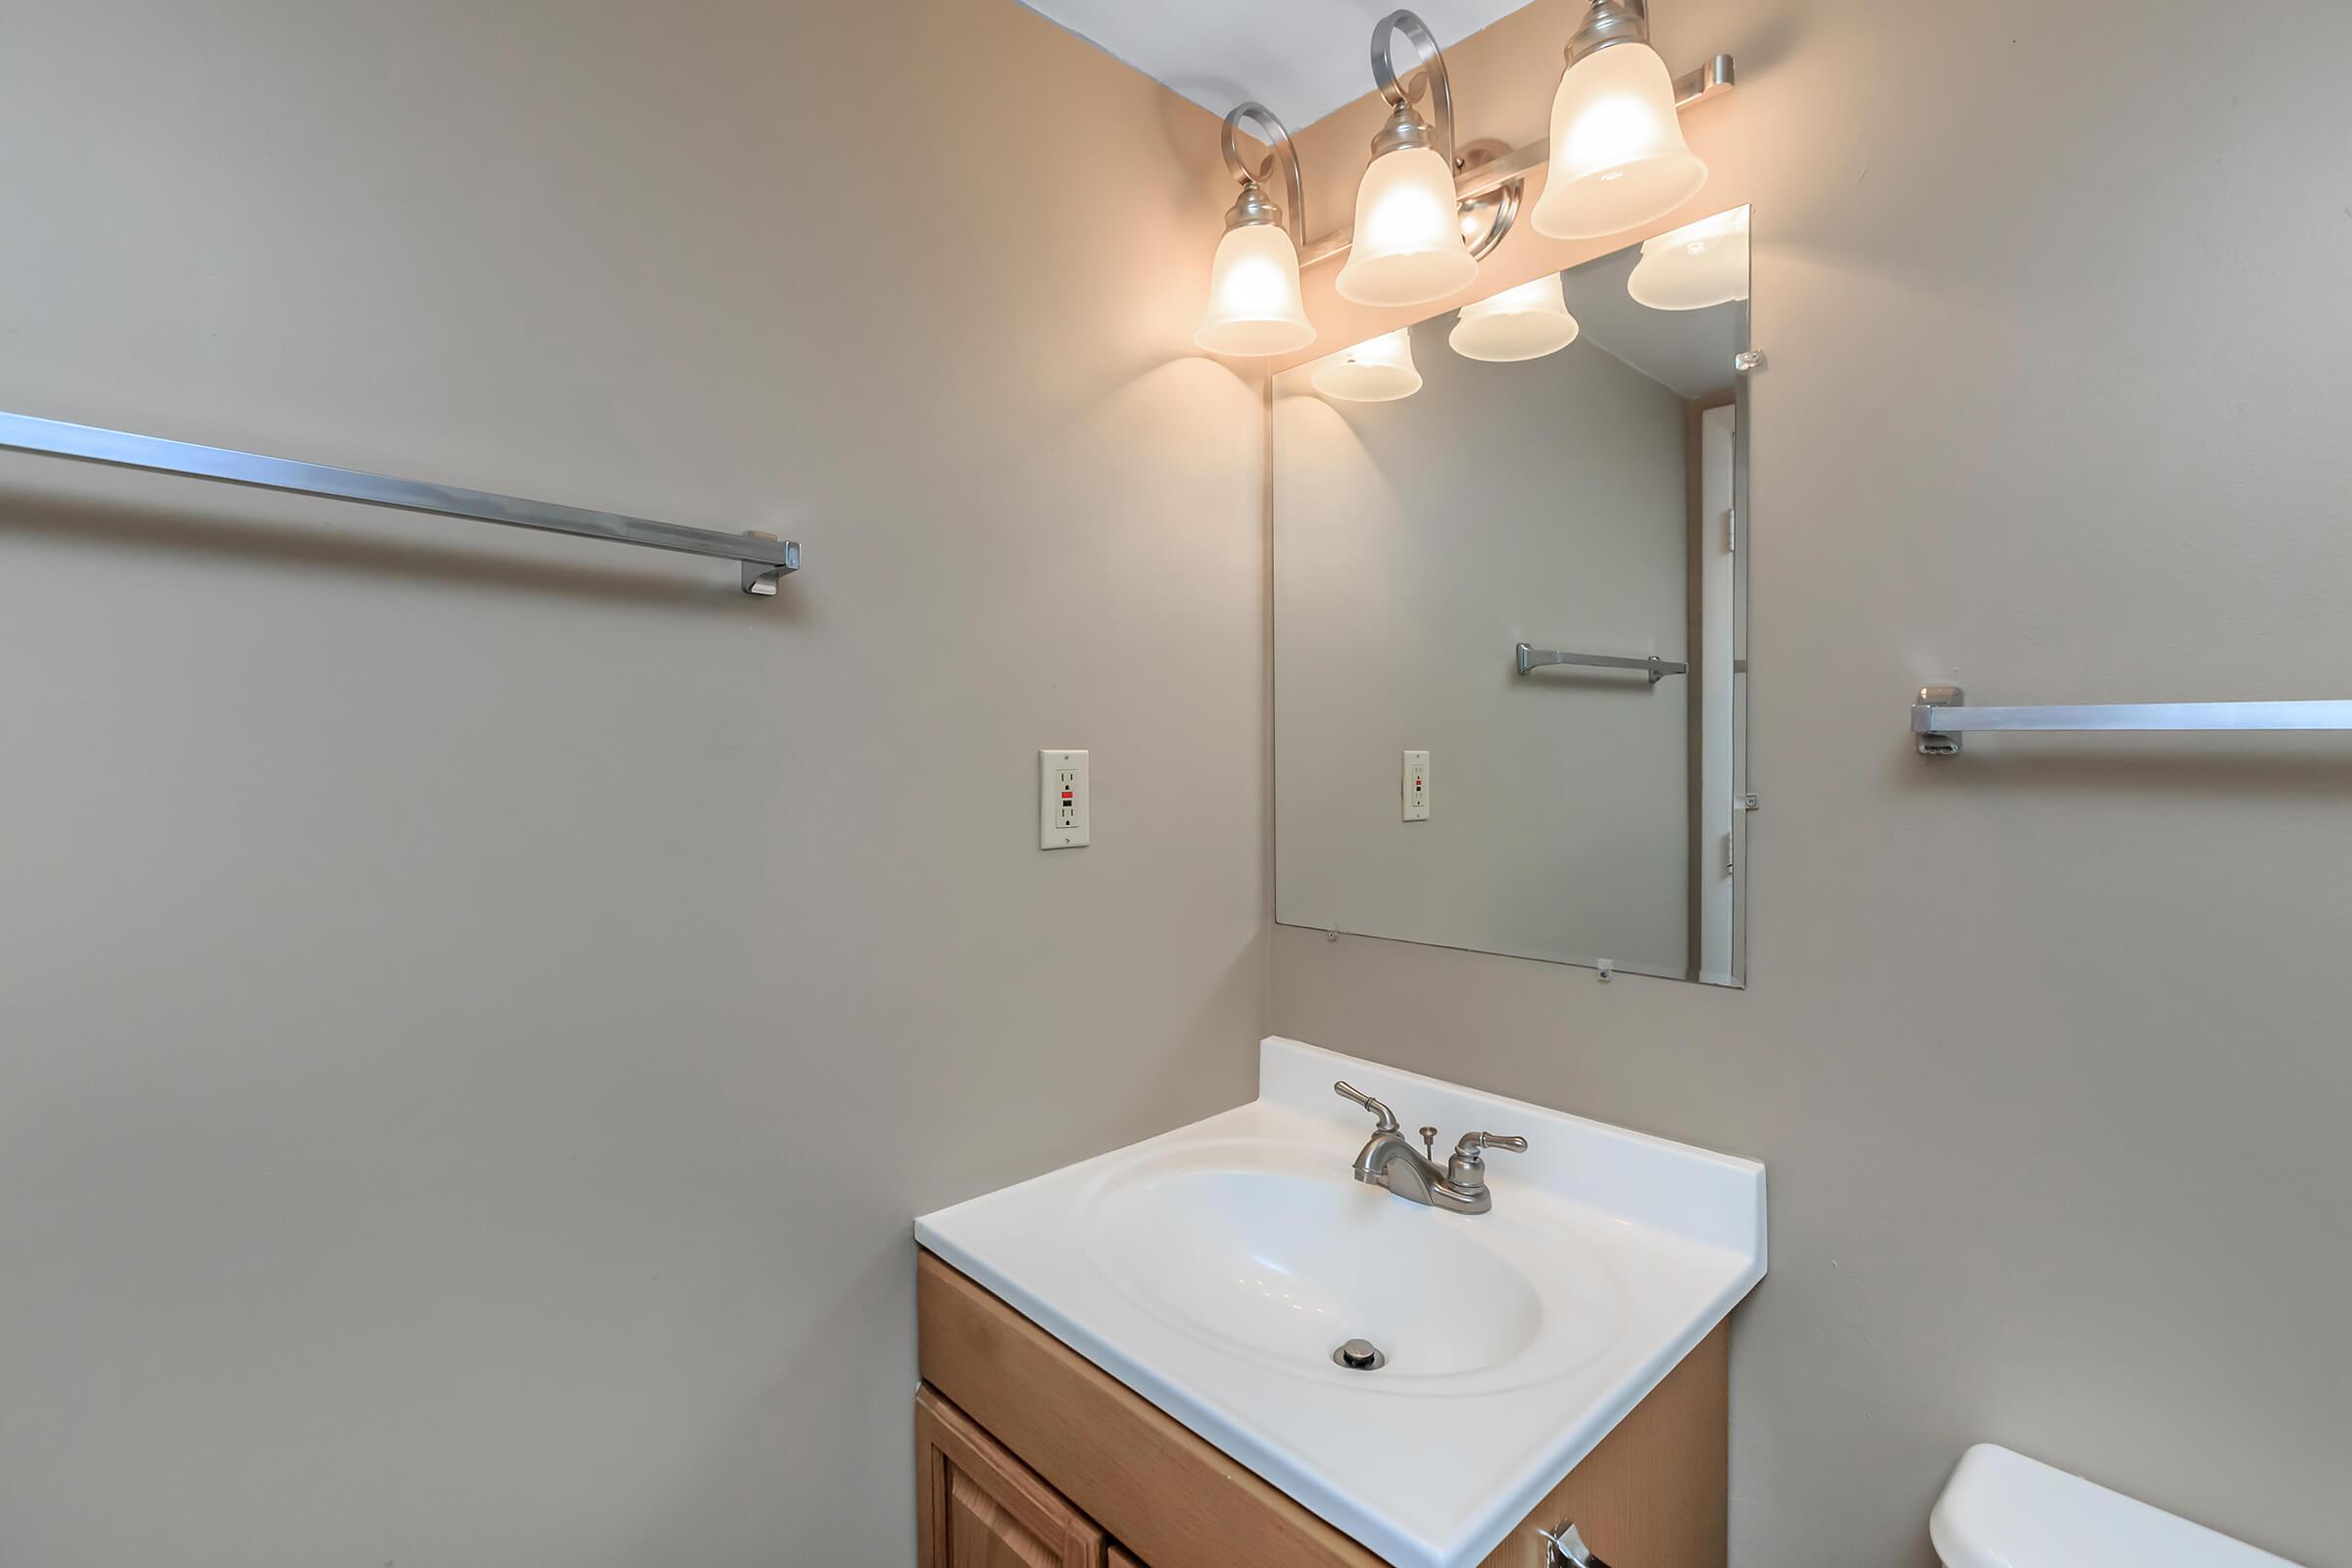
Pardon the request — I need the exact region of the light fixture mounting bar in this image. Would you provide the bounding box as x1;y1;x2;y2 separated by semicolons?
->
1297;53;1734;270
1673;52;1736;107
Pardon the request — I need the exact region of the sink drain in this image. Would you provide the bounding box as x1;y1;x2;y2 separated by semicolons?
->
1332;1337;1387;1371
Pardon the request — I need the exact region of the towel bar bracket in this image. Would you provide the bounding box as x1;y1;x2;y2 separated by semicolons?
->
741;532;797;596
1917;684;1965;755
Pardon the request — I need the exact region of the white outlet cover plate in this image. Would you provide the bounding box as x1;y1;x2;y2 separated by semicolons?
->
1041;749;1090;849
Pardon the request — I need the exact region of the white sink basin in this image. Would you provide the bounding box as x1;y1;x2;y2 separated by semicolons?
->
1083;1141;1619;1385
917;1037;1766;1568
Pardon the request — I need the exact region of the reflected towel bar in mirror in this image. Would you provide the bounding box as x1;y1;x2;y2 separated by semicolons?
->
0;410;802;596
1517;643;1689;684
1914;685;2352;756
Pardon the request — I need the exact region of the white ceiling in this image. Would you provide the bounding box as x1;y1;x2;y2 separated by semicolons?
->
1018;0;1533;128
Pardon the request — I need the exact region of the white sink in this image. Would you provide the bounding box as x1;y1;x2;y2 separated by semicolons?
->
917;1038;1766;1568
1083;1140;1618;1386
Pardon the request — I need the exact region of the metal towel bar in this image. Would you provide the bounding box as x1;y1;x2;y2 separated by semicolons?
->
1516;642;1687;685
0;410;801;596
1914;685;2352;755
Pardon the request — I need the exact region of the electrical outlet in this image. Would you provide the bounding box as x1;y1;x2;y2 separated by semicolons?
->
1040;750;1090;849
1401;750;1430;821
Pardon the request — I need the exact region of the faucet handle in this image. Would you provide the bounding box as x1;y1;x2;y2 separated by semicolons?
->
1447;1131;1528;1192
1456;1131;1528;1155
1333;1081;1399;1133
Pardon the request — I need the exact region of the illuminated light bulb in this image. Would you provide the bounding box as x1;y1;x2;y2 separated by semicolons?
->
1336;142;1480;308
1449;274;1582;362
1310;328;1423;402
1530;41;1707;239
1196;217;1315;356
1625;207;1748;310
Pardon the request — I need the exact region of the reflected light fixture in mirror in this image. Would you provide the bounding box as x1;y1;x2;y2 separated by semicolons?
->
1450;274;1582;362
1532;0;1708;240
1310;329;1422;402
1197;102;1315;357
1336;13;1480;309
1627;207;1749;311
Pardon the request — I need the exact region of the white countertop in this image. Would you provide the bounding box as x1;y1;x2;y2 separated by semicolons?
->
916;1036;1767;1567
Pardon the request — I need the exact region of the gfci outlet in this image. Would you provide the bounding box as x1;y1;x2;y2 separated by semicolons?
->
1402;750;1430;821
1040;750;1090;849
1392;747;1430;822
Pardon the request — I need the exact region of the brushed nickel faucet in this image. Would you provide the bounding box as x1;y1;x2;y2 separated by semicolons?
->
1335;1081;1527;1215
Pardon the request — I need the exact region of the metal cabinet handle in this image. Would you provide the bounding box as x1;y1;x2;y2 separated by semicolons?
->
1539;1521;1611;1567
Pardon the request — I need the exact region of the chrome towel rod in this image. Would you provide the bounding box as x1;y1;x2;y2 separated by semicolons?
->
1516;642;1688;685
0;410;801;596
1914;685;2352;756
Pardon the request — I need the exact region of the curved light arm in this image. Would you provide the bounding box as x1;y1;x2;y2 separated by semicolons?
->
1369;12;1519;258
1369;9;1455;172
1219;101;1306;250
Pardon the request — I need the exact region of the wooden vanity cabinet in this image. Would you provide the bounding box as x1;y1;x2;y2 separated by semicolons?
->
916;1385;1104;1567
915;1249;1727;1568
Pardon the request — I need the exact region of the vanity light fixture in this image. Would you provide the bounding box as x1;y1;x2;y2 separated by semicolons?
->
1335;13;1499;310
1449;274;1582;362
1532;0;1712;240
1227;3;1735;311
1309;328;1423;402
1626;207;1749;311
1197;102;1316;357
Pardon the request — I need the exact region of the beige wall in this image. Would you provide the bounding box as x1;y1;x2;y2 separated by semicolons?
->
7;2;2348;1563
1274;327;1691;973
1273;1;2352;1564
0;3;1262;1563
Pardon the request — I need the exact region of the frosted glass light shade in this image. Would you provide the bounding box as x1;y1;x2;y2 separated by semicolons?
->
1449;274;1582;362
1531;43;1708;240
1310;329;1422;402
1627;208;1749;311
1196;221;1315;356
1336;146;1479;308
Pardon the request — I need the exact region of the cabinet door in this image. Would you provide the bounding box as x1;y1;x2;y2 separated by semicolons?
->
917;1385;1106;1568
1107;1549;1144;1568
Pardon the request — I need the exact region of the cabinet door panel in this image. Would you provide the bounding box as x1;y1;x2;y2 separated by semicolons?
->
945;1466;1057;1568
918;1385;1104;1568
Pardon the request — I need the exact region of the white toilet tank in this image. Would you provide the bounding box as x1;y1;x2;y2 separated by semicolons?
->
1931;1444;2305;1568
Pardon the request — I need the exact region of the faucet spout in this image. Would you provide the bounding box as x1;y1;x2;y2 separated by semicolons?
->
1333;1082;1528;1216
1352;1132;1439;1202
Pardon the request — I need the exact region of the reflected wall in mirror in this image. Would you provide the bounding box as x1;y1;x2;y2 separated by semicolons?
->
1274;206;1751;986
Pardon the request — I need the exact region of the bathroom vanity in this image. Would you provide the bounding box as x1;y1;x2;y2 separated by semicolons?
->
913;1039;1766;1567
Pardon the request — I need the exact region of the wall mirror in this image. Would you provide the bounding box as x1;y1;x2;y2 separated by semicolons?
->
1274;206;1751;986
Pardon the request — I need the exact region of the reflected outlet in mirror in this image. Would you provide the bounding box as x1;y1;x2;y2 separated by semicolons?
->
1273;206;1751;986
